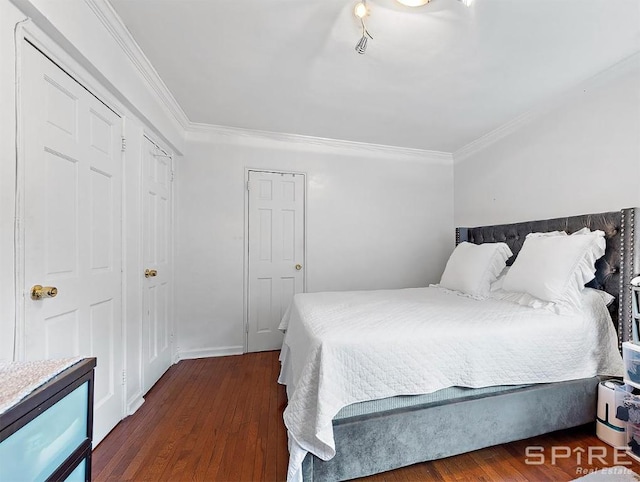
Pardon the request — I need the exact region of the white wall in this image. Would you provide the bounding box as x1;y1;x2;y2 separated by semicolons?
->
176;132;454;357
0;1;28;364
6;0;634;371
454;54;640;227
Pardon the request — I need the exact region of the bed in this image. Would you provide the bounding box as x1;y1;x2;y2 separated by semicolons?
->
279;208;640;482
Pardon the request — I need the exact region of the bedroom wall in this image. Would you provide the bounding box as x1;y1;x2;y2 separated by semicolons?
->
175;131;454;357
454;53;640;227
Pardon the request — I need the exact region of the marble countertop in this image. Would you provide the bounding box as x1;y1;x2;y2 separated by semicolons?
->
0;357;83;415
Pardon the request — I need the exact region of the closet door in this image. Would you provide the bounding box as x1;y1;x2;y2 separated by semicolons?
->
141;136;173;393
20;43;123;444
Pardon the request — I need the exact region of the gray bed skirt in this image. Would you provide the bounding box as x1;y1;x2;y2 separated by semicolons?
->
302;377;601;481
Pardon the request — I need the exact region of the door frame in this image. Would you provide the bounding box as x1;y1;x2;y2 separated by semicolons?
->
243;168;307;353
14;20;127;419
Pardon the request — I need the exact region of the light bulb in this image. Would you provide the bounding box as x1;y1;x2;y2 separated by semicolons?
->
354;2;368;18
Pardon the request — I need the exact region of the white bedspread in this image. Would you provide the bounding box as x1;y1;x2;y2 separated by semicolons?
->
278;286;623;482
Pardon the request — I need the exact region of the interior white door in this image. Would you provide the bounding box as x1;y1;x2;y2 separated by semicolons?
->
20;43;123;444
142;136;173;393
247;170;305;352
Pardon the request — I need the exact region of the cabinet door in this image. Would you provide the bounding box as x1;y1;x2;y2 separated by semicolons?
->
0;382;88;481
64;459;88;482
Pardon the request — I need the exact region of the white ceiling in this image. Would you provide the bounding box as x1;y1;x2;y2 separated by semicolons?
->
110;0;640;152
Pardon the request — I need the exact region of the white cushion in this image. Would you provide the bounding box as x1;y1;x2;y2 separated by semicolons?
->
490;266;510;292
502;229;605;310
526;230;568;238
587;287;615;307
439;242;512;298
489;285;614;312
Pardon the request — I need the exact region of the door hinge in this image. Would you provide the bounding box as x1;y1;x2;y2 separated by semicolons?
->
121;136;127;152
246;322;249;334
246;180;251;191
122;369;126;385
170;170;175;182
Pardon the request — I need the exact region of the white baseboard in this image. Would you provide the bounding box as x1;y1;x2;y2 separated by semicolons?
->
126;393;145;416
177;345;244;361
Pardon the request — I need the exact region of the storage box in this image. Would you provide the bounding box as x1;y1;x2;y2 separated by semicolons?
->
613;383;640;461
628;423;640;460
597;381;627;446
623;342;640;389
625;393;640;424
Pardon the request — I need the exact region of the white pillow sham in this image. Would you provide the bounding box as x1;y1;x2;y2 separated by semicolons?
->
439;242;512;298
490;266;510;292
501;228;605;311
588;287;615;307
489;285;615;313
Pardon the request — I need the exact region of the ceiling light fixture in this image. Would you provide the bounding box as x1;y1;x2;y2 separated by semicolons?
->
354;0;474;55
396;0;432;6
354;1;373;54
396;0;473;5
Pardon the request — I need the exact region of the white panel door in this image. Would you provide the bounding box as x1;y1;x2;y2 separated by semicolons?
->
247;171;305;352
142;136;173;393
20;44;123;444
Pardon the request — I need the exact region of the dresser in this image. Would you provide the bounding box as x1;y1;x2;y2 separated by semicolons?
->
0;358;96;482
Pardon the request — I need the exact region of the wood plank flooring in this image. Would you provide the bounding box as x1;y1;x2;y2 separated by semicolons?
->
93;352;639;481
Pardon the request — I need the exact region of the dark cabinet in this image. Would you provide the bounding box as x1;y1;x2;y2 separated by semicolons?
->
0;358;96;481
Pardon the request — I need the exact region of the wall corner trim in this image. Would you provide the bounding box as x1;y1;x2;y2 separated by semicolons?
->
81;0;454;164
186;123;454;164
84;0;190;131
177;345;244;361
452;110;536;163
453;51;640;164
126;394;145;416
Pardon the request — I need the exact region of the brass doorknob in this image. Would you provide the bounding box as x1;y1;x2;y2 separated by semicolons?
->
31;285;58;300
295;264;302;271
144;269;158;278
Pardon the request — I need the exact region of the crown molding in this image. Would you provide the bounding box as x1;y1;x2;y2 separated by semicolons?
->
452;109;537;163
186;122;453;163
84;0;190;130
453;50;640;164
79;2;640;165
77;0;452;163
81;0;445;163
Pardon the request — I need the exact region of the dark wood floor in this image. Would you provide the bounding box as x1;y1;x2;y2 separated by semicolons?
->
93;352;639;481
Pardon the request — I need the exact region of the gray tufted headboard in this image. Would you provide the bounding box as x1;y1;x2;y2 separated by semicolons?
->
456;208;640;350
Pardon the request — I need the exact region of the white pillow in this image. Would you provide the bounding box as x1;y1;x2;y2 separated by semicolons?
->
586;287;615;307
490;266;510;292
489;285;614;312
526;230;568;238
502;229;605;310
439;242;512;298
488;288;557;311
